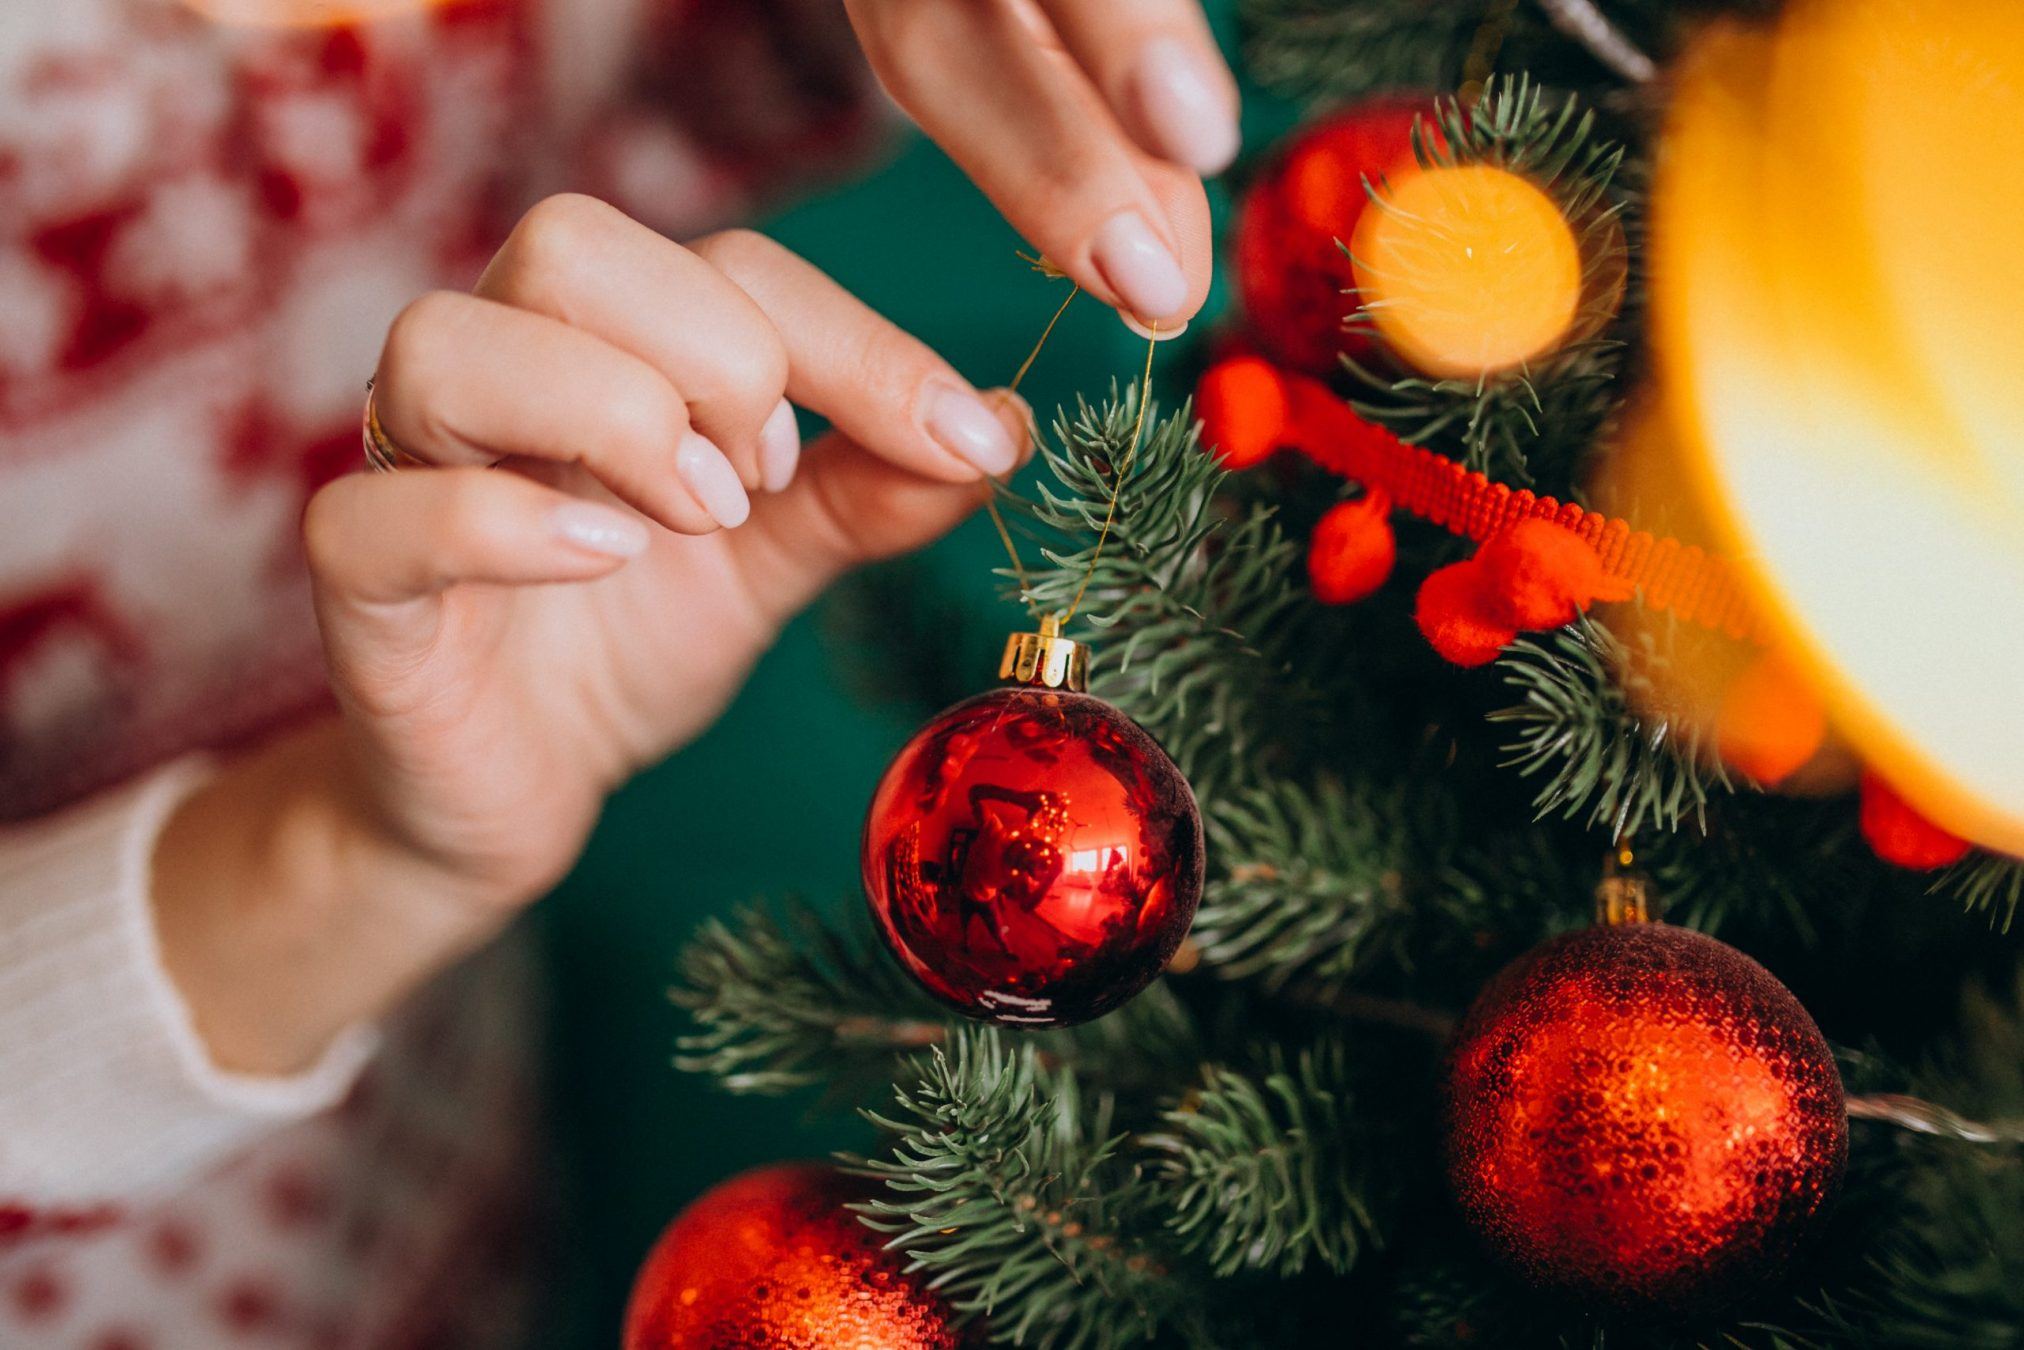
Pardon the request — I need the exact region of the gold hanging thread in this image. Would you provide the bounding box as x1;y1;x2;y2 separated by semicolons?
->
984;280;1082;603
981;267;1163;633
1066;320;1159;623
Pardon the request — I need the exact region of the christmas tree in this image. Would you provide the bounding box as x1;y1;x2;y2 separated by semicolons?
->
639;2;2024;1346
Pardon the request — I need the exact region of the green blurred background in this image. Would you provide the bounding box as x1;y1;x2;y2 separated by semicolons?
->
533;133;1222;1344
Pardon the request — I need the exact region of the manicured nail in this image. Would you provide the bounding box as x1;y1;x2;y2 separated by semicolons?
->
758;399;801;493
1122;315;1190;342
1133;37;1239;174
675;432;750;528
925;381;1019;475
550;500;649;558
1091;211;1189;323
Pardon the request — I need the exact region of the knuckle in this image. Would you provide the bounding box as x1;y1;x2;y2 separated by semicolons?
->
377;293;471;452
852;3;937;103
857;324;935;413
601;371;688;461
379;291;461;379
502;193;616;291
690;226;779;277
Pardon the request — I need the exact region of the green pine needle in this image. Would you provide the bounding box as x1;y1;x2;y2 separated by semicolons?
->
849;1028;1186;1350
671;902;946;1096
1933;853;2024;933
1489;616;1733;838
1190;777;1415;992
998;388;1312;796
1146;1042;1380;1278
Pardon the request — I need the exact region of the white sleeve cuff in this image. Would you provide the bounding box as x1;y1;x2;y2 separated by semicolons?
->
0;758;380;1204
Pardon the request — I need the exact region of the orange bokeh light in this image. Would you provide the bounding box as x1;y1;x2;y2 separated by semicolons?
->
1352;164;1583;379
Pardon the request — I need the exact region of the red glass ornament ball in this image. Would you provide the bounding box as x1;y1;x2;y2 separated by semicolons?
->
1441;922;1847;1319
862;687;1203;1027
624;1163;980;1350
1235;100;1426;376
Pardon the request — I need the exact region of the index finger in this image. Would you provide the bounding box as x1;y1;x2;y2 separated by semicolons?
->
691;229;1025;485
1030;0;1239;176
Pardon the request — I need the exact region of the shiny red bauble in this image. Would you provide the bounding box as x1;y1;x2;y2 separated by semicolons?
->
624;1164;980;1350
863;686;1203;1026
1235;100;1427;375
1441;922;1847;1319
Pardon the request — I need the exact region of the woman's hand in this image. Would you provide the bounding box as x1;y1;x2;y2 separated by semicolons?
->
844;0;1236;335
153;195;1027;1074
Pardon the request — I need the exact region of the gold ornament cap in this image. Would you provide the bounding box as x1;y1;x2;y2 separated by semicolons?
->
1595;845;1654;926
1000;614;1089;692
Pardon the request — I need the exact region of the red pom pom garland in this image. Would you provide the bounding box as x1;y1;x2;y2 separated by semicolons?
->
1191;355;1780;647
1415;561;1516;667
1308;491;1397;604
1196;353;1290;469
1473;518;1636;630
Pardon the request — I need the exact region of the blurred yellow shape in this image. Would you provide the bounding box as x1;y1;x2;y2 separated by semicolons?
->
1353;164;1583;379
1652;0;2024;853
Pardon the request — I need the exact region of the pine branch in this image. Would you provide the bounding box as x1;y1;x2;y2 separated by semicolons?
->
1189;776;1415;992
1145;1041;1381;1278
671;902;947;1095
1638;798;1867;944
1933;852;2024;933
1489;616;1734;838
850;1028;1191;1350
1000;388;1312;795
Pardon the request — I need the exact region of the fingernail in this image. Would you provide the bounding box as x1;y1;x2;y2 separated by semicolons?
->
1091;212;1189;323
550;500;649;558
1134;37;1239;174
925;381;1019;475
758;399;801;493
1122;315;1190;342
675;432;750;528
982;387;1036;464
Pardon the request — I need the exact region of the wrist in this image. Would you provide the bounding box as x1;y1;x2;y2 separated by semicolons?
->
152;719;511;1075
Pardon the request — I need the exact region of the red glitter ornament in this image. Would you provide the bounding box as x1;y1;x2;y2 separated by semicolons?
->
862;620;1203;1026
625;1163;979;1350
1235;100;1428;375
1441;921;1847;1319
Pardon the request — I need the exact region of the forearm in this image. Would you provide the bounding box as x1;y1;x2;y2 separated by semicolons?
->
152;717;515;1076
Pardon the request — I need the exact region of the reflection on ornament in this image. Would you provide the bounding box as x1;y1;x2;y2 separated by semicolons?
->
1351;164;1584;378
1653;0;2024;852
624;1164;979;1350
1442;921;1846;1318
863;625;1202;1027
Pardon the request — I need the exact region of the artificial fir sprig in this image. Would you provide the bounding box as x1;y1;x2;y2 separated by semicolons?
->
1146;1041;1381;1278
849;1029;1194;1350
1936;853;2024;933
672;902;944;1096
1190;777;1416;992
1001;388;1311;794
1489;615;1732;837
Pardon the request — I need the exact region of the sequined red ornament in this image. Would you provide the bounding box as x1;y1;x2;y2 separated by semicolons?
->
624;1164;979;1350
1235;101;1427;375
1441;921;1847;1319
862;622;1203;1026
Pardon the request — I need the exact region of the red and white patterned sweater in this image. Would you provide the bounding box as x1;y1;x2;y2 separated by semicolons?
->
0;2;880;1344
